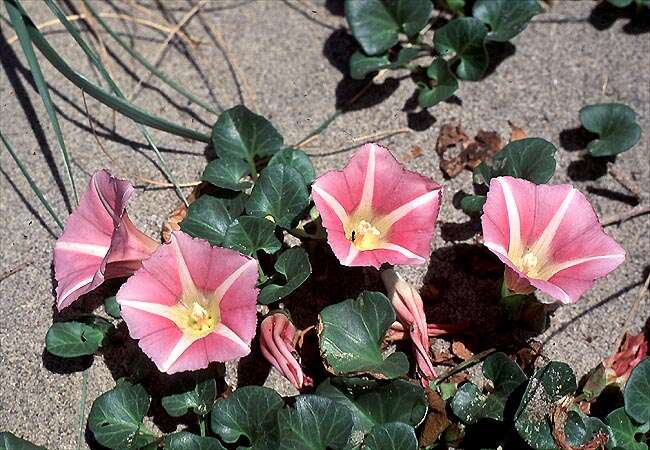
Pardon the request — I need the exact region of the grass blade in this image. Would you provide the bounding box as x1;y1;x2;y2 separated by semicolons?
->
83;0;219;115
44;0;187;204
1;129;64;230
7;0;211;143
6;0;78;206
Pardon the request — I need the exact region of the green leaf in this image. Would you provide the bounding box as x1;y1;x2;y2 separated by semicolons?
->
580;103;642;157
212;105;283;168
104;295;121;319
606;407;649;450
581;363;607;401
451;352;527;424
7;0;78;205
515;361;577;450
246;164;310;229
210;386;283;449
319;291;409;379
201;157;252;191
0;432;46;450
564;410;610;448
163;432;226;450
418;58;459;108
474;137;557;185
362;422;418;450
350;51;391;80
445;0;466;14
258;248;312;304
223;216;282;256
459;194;487;215
278;395;353;450
317;379;427;448
345;0;433;55
433;17;489;81
473;0;543;42
45;321;107;358
607;0;633;6
268;148;316;185
180;195;246;246
161;379;216;417
88;381;155;450
624;358;650;424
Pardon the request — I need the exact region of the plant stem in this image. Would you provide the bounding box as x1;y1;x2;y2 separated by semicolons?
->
199;416;206;437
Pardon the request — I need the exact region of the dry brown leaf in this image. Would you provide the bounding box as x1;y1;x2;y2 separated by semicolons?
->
432;350;455;365
419;388;450;447
402;145;424;162
552;400;609;450
451;340;474;361
508;120;528;142
449;371;470;384
515;340;544;373
435;121;502;178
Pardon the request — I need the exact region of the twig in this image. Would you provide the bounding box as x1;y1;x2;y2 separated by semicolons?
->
304;128;412;156
134;178;201;189
608;164;642;198
614;273;650;352
601;204;650;227
0;261;31;283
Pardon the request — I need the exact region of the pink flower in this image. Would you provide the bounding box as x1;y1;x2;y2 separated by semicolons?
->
312;143;442;268
54;170;158;310
603;332;648;385
116;231;259;374
381;268;436;383
260;313;307;389
482;176;625;304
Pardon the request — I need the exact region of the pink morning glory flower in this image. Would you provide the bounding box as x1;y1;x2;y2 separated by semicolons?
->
260;313;308;389
54;170;158;310
117;231;259;374
312;143;442;268
481;176;625;304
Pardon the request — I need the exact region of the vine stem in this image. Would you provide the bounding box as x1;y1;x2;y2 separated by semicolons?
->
199;416;206;437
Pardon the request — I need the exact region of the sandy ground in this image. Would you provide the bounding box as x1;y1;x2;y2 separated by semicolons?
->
1;0;649;448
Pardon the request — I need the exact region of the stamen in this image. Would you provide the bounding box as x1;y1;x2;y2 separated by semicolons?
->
348;219;383;250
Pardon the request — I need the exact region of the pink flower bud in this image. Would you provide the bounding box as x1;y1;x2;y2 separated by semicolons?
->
260;313;306;389
603;332;648;385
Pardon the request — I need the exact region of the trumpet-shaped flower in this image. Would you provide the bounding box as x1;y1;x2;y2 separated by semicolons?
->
482;176;625;304
54;170;158;310
117;232;258;374
260;313;307;389
312;143;442;268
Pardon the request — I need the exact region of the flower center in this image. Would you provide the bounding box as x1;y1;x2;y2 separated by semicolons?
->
348;219;383;250
516;250;545;279
171;291;221;337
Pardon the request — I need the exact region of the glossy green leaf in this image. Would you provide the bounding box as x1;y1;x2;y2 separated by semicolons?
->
624;358;650;424
210;386;283;449
362;422;418;450
474;137;557;185
246;164;310;229
607;0;633;6
223;216;282;256
164;432;225;450
459;194;486;215
451;352;527;424
350;47;420;80
433;17;489;81
445;0;466;13
7;0;78;205
180;195;239;246
45;321;107;358
473;0;543;42
201;157;252;191
564;410;610;449
345;0;433;55
581;363;607;401
418;58;459;108
278;395;353;450
319;291;409;379
515;361;577;450
88;381;155;450
258;248;311;304
161;379;216;417
212;105;283;167
268;148;316;185
580;103;642;157
0;432;46;450
317;379;427;448
606;407;649;450
104;295;121;319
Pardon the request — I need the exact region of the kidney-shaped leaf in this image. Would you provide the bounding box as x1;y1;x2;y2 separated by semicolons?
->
223;216;282;256
212;105;283;161
88;381;155;450
246;164;309;229
201;157;252;192
268;148;316;185
434;17;488;81
161;379;216;417
278;395;353;450
319;291;409;379
0;432;46;450
164;432;226;450
580;103;642;157
345;0;432;55
473;0;543;42
474;137;556;185
258;248;311;305
45;320;107;358
418;58;459;108
210;386;283;448
180;195;241;246
362;422;418;450
624;358;650;424
606;407;649;450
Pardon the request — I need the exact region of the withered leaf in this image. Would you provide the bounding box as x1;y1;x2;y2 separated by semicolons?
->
451;340;474;361
435;121;502;178
419;388;450;447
